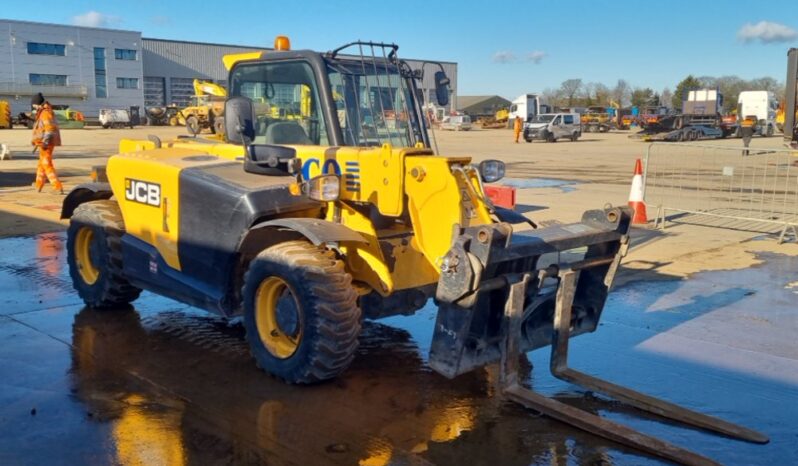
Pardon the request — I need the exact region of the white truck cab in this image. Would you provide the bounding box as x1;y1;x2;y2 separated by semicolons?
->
737;91;778;137
509;94;551;123
524;113;581;142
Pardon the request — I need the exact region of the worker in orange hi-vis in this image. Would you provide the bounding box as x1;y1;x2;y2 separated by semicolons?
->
30;92;63;194
513;116;523;143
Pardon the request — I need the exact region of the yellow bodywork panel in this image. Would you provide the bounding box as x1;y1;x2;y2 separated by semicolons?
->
301;144;422;217
299;143;492;293
119;138;245;161
107;148;229;271
223;51;266;70
403;156;493;270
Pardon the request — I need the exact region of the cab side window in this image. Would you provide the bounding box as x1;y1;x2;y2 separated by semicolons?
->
553;116;561;125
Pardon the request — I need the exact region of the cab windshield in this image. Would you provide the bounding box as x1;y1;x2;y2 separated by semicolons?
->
327;60;421;148
532;114;555;123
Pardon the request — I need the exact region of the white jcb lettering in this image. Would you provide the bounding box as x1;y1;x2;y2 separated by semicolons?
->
147;185;159;206
124;179;161;207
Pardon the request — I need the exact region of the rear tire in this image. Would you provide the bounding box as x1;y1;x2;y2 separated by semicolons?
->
213;117;225;136
242;240;361;384
186;116;200;135
67;200;141;309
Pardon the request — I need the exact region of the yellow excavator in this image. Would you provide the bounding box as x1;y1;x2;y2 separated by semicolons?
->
175;79;228;135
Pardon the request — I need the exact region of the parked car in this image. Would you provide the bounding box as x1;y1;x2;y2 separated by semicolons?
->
524;113;581;142
99;108;133;129
439;114;472;131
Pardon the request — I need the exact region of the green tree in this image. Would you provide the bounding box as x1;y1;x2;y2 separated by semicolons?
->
672;75;702;110
630;87;655;107
559;79;583;106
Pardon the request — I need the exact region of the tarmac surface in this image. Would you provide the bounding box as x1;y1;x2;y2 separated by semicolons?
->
0;126;797;465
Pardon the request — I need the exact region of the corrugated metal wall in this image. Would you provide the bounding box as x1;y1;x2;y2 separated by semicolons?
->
142;39;262;81
142;38;457;109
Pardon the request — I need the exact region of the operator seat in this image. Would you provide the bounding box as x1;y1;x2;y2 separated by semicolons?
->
264;121;312;145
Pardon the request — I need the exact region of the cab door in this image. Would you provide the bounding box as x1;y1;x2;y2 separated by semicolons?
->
551;115;564;138
562;114;576;137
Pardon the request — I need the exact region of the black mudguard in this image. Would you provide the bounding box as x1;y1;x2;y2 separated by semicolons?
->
60;183;113;219
249;218;368;246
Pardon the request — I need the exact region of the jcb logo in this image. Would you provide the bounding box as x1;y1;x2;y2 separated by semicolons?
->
125;179;161;207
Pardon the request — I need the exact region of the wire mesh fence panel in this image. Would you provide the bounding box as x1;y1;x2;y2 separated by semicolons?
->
643;143;798;243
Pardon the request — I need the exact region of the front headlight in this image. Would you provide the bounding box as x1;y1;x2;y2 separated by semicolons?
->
478;160;505;183
303;174;340;202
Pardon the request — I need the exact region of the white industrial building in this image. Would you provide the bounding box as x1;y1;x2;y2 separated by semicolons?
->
0;18;457;119
0;19;144;117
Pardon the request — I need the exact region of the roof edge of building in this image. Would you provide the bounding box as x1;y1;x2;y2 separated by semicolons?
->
1;18;140;34
141;37;457;65
142;37;267;50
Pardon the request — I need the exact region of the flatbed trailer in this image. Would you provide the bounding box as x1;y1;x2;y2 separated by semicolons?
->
633;124;723;141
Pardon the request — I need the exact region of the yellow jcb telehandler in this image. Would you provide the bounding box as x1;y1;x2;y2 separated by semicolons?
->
61;36;767;465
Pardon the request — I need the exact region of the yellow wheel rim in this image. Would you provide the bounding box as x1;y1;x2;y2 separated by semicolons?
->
75;227;100;285
255;276;302;359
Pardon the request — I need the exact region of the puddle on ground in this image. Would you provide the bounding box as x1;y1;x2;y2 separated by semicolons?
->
500;178;578;193
1;233;796;466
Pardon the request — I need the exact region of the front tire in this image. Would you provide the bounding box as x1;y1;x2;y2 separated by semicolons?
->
243;240;361;384
67;200;141;308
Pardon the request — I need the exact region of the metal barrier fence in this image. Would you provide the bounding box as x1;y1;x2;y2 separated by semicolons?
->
643;142;798;243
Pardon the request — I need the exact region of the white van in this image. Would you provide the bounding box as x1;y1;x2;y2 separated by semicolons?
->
523;113;581;142
440;114;472;131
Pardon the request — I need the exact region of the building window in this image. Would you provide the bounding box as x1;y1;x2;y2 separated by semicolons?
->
114;48;137;60
27;42;66;56
94;48;107;98
29;73;67;86
116;78;139;89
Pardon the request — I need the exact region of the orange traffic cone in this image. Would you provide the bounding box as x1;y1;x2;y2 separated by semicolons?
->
628;159;648;224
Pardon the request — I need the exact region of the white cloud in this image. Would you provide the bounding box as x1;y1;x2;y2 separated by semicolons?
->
492;51;516;64
526;51;546;64
737;21;797;43
71;11;121;28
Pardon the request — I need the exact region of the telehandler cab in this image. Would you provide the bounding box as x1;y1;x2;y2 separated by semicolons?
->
61;37;766;465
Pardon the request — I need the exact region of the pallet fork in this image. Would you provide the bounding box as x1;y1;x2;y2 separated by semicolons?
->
499;269;768;466
430;207;768;465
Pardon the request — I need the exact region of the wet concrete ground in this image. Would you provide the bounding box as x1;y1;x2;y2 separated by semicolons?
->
1;232;797;465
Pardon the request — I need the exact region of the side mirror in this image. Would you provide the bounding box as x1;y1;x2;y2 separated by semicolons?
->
434;71;450;107
224;96;256;145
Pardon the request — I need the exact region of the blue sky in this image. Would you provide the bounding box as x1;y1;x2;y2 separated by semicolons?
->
5;1;798;98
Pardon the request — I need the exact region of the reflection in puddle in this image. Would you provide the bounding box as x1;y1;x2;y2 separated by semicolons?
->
112;394;186;466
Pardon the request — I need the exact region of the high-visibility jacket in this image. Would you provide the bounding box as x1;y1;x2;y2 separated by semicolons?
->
32;102;62;148
513;118;523;132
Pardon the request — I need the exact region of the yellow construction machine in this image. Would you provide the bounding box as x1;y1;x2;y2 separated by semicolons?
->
478;108;509;129
61;36;767;465
175;79;227;135
0;100;11;129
